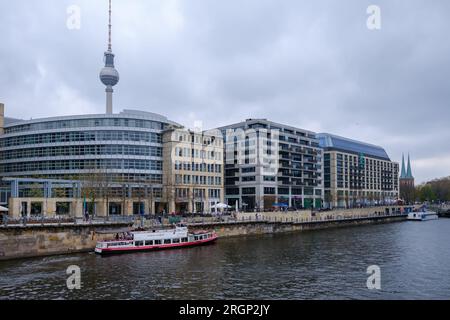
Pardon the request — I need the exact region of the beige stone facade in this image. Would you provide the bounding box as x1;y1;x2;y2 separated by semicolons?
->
323;150;399;208
7;197;155;219
162;127;224;214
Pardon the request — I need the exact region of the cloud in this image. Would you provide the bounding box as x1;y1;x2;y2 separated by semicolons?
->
0;0;449;184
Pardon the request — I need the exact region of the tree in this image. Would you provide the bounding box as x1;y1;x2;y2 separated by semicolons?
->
417;185;437;203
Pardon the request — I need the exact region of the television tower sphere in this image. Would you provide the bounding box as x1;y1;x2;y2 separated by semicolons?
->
99;59;120;87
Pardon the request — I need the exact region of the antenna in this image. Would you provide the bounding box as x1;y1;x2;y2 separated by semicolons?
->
108;0;112;52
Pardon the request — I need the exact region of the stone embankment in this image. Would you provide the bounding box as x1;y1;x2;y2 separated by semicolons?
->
0;206;415;260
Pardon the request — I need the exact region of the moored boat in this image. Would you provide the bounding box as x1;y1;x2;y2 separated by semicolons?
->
95;224;217;255
407;210;439;221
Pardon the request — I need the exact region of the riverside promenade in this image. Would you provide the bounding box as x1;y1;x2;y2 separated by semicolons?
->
0;206;415;260
186;205;414;237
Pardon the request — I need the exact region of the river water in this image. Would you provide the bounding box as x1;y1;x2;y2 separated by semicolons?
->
1;219;450;300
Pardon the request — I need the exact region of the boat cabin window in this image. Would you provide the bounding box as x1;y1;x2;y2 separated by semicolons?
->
155;240;162;245
173;238;180;244
194;236;199;241
145;240;153;246
181;237;188;242
164;239;171;244
108;242;129;248
135;241;144;246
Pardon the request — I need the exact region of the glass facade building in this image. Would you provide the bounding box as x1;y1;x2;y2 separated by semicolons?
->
0;110;180;202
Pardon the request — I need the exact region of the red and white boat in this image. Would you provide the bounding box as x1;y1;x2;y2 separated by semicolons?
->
94;224;218;255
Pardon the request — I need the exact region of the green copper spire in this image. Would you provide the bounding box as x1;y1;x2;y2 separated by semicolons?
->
406;153;413;178
400;153;407;178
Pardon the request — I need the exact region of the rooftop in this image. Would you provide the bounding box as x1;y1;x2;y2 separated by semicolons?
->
318;133;391;161
2;109;181;128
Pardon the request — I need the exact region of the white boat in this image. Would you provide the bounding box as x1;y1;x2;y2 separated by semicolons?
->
407;210;439;221
95;224;217;255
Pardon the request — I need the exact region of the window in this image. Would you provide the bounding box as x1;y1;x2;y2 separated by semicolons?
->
242;188;255;195
145;240;153;246
173;238;180;244
154;240;162;245
135;241;144;246
164;239;171;244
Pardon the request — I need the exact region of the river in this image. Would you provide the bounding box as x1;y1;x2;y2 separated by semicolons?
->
1;219;450;300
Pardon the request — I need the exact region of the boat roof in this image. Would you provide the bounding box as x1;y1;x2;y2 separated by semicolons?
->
95;228;133;234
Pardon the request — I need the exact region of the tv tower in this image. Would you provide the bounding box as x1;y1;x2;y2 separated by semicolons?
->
99;0;119;114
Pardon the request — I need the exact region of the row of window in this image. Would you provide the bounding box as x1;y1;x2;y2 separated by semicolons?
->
175;147;222;160
0;159;163;173
33;173;163;184
230;187;322;196
4;118;166;134
0;131;162;147
175;188;221;199
0;145;163;160
175;174;222;186
174;132;223;147
174;161;222;173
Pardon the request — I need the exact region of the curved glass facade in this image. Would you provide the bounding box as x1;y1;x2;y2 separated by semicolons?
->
0;110;180;183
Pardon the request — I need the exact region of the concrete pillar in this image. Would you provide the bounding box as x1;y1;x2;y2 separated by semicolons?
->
188;188;193;213
125;200;133;216
44;200;56;217
96;200;107;217
8;198;21;218
24;200;31;217
168;200;175;214
144;201;150;215
72;200;83;218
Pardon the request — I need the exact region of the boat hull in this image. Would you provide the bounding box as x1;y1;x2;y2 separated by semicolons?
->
95;235;218;255
407;212;439;221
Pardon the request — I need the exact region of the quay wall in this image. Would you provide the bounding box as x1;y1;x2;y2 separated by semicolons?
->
188;215;406;238
0;223;131;260
0;206;414;261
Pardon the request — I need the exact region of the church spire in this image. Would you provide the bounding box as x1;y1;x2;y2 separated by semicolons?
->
406;153;413;178
400;153;407;178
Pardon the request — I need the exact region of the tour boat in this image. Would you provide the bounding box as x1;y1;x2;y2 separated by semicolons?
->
94;224;218;255
407;210;439;221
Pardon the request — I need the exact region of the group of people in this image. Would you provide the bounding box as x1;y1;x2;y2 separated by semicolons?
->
114;232;133;241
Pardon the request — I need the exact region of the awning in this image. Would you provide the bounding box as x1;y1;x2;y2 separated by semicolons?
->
211;203;232;209
272;203;288;207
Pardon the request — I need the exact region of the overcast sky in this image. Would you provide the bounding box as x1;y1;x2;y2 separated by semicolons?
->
0;0;449;183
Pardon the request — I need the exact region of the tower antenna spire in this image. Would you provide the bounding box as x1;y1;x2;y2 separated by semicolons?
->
108;0;112;52
100;0;119;114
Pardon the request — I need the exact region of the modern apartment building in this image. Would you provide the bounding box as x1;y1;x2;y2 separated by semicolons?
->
318;133;399;208
162;127;224;214
217;119;323;211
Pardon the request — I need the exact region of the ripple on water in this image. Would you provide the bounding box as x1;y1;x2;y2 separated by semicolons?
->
1;220;450;299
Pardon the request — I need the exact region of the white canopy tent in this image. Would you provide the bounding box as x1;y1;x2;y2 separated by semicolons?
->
0;206;8;212
211;203;232;209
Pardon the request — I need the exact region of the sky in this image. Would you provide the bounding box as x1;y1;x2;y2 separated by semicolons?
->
0;0;449;184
